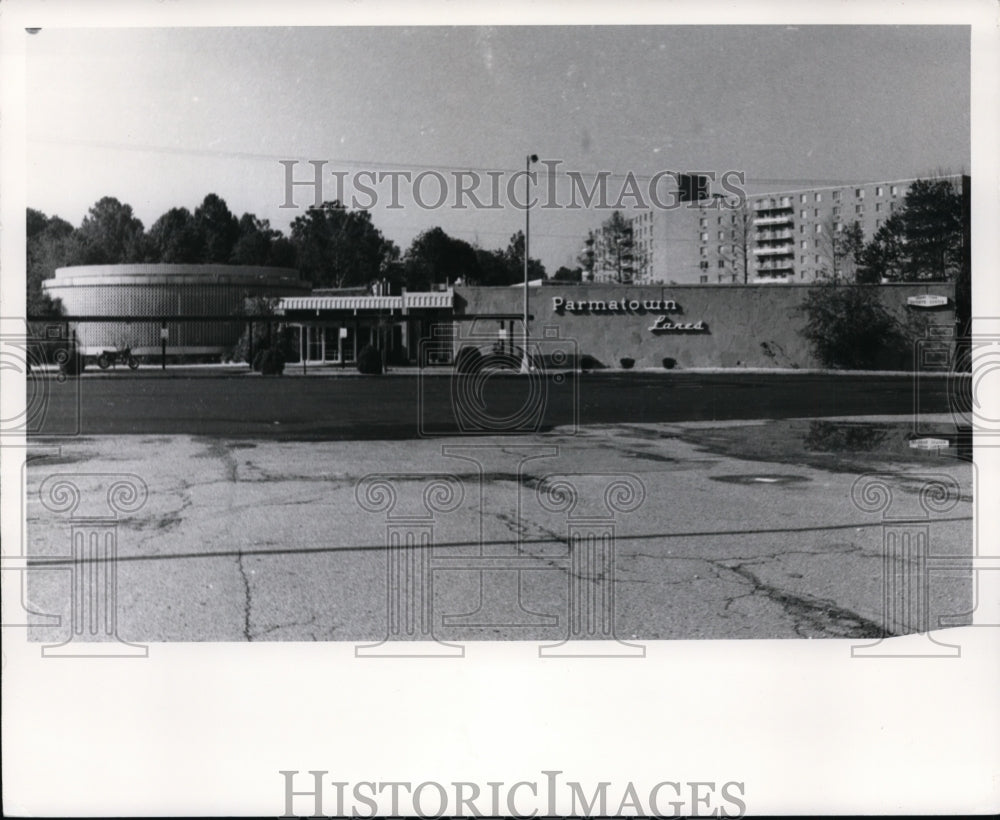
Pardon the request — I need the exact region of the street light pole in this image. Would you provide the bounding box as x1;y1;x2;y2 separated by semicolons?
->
522;153;538;374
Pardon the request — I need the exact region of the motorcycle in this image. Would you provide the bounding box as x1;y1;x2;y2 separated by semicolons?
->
97;346;140;370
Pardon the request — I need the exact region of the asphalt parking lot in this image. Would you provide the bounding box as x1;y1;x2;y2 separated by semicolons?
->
19;369;973;645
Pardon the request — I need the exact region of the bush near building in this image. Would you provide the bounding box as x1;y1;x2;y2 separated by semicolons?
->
800;283;923;370
356;344;383;374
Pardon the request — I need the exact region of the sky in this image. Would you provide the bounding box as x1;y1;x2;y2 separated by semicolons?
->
25;24;970;272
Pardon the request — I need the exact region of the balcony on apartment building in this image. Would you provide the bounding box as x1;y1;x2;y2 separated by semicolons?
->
753;244;795;256
753;213;795;226
755;259;796;273
754;228;794;241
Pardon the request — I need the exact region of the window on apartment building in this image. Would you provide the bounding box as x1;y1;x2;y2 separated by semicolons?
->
731;215;737;224
700;218;707;227
799;225;806;234
718;259;726;268
718;246;725;255
700;232;708;241
700;261;709;269
800;209;808;219
700;246;707;256
800;194;807;203
800;240;808;249
718;231;725;240
699;275;708;283
732;245;738;254
815;255;820;264
815;193;822;202
876;186;884;196
835;222;842;233
717;216;724;225
890;185;899;196
875;203;882;212
815;224;822;233
832;206;841;217
855;205;863;214
856;188;864;198
890;201;897;211
800;254;807;264
875;219;882;229
832;190;841;201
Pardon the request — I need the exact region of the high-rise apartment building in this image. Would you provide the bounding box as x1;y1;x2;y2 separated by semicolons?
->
590;175;966;285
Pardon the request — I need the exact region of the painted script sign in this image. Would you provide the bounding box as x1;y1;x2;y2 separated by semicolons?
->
550;295;708;333
648;317;707;332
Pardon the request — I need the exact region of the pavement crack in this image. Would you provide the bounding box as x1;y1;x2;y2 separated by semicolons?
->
255;615;319;639
236;550;253;641
720;560;886;639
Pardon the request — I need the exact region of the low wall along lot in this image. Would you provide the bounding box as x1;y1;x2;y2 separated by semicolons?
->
454;283;956;369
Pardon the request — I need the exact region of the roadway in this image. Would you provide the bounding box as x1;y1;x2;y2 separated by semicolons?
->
31;370;958;439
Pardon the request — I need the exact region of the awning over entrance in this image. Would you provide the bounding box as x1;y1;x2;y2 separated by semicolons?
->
275;288;456;365
275;288;454;315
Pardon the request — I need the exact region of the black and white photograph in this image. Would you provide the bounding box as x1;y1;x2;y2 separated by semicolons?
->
2;1;998;816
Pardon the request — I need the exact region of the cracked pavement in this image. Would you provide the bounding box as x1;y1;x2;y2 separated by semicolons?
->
23;419;973;643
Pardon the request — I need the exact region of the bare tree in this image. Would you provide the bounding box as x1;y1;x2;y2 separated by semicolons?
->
594;211;635;283
817;217;864;283
577;229;597;282
717;197;755;284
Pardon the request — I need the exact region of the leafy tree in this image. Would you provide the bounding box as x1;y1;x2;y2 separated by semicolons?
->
503;230;546;283
290;200;399;288
801;282;910;369
230;213;297;267
146;207;204;263
595;211;634;283
473;247;514;287
26;208;75;314
856;177;963;282
857;213;906;283
900;178;963;280
193;194;240;264
552;266;582;282
75;197;146;264
403;227;479;290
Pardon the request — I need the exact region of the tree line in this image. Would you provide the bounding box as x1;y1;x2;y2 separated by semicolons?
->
27;194;547;314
